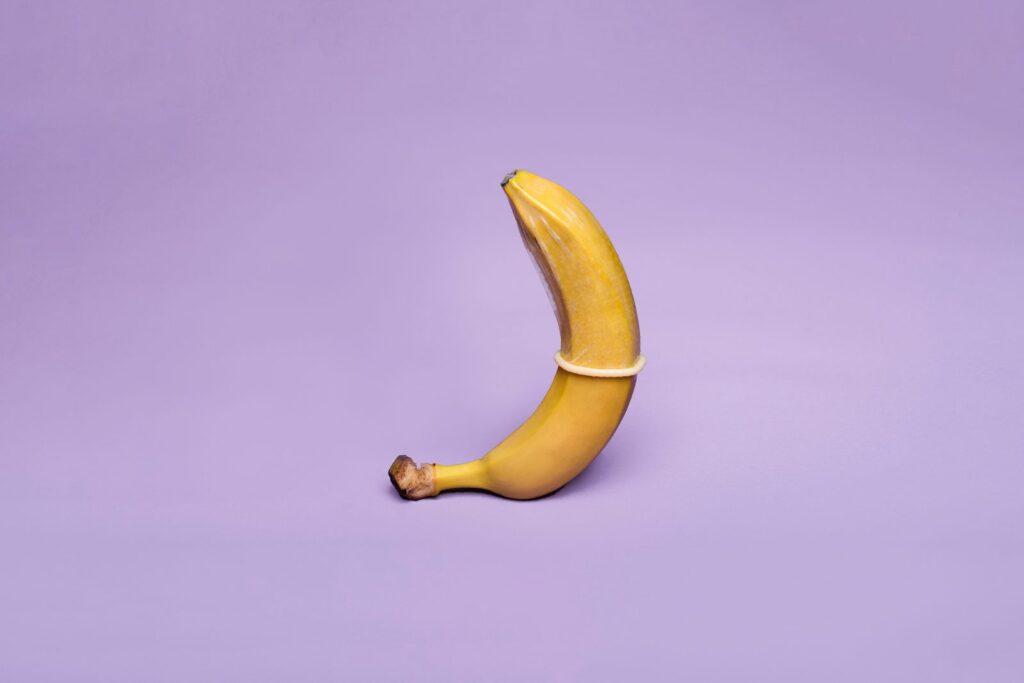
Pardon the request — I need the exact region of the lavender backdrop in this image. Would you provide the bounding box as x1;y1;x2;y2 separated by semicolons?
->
2;2;1023;681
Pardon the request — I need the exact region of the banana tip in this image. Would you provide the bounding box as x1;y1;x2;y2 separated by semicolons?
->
501;170;517;188
388;455;436;501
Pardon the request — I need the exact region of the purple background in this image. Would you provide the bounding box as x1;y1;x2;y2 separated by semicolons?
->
2;1;1023;680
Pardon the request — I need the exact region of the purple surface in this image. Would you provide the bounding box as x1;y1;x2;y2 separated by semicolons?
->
2;2;1023;680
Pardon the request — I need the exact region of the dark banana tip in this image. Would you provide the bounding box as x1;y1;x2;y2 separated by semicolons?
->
388;455;415;499
388;455;436;500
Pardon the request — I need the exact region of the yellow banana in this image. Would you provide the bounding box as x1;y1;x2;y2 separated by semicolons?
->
388;170;644;500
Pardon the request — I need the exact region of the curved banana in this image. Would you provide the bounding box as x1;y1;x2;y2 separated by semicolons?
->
388;170;644;500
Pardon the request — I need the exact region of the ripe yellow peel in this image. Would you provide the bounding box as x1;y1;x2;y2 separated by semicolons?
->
388;170;643;500
505;170;641;370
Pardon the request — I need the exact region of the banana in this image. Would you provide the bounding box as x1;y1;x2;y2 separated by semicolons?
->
388;170;644;500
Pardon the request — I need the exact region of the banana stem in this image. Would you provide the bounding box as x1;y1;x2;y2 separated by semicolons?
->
388;456;489;500
433;460;488;494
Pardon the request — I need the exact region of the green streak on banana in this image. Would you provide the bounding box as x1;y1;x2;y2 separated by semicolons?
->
388;170;643;500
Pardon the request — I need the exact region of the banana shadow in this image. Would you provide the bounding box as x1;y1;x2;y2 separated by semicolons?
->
557;445;626;497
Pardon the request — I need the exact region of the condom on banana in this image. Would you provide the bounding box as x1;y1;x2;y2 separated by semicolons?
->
389;170;644;500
